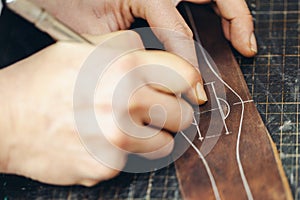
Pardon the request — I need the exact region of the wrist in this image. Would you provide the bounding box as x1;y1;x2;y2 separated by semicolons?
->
0;67;16;173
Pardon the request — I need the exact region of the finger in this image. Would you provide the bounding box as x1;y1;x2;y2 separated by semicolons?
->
129;1;207;104
209;0;230;41
82;32;128;45
77;153;122;186
126;128;175;159
132;50;207;104
181;0;211;4
99;121;175;159
130;0;200;67
143;93;193;132
82;30;145;49
91;113;175;159
215;0;257;57
221;18;231;41
130;87;194;132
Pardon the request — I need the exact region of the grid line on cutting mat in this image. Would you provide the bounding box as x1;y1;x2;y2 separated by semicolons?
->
239;0;300;198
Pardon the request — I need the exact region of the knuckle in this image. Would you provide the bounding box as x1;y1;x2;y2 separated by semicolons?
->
92;167;121;181
184;67;201;86
81;179;99;187
115;51;140;73
108;130;131;150
102;169;120;180
125;30;142;41
128;91;147;113
124;30;144;49
173;21;193;39
231;13;253;25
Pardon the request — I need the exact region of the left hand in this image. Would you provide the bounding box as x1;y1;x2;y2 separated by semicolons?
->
180;0;257;57
30;0;257;57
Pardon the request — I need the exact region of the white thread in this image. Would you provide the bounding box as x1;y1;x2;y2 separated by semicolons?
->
211;83;230;134
184;5;254;200
218;98;231;119
193;114;204;141
233;100;254;105
180;131;221;200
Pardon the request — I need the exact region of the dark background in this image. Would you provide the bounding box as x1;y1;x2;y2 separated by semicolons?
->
0;0;299;199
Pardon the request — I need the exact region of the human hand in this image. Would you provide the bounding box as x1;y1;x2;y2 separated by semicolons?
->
30;0;256;57
0;31;205;186
179;0;257;56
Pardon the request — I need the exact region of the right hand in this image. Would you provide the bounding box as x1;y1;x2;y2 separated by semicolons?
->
0;31;206;186
31;0;257;58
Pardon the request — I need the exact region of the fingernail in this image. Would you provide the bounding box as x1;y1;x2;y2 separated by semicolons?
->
250;32;257;53
195;82;207;103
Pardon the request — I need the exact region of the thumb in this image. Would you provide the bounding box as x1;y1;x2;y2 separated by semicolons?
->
130;0;196;64
130;0;206;103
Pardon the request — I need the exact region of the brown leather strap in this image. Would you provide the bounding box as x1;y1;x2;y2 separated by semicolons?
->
175;4;292;200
